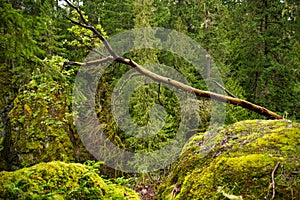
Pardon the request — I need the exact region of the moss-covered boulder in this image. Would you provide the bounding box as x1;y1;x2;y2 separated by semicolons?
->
0;57;92;170
0;161;140;199
158;120;300;199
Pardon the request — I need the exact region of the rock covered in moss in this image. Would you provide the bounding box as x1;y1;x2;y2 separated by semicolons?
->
0;57;92;170
0;161;140;199
158;120;300;199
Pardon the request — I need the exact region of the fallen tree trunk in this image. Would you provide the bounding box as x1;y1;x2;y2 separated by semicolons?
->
63;0;282;120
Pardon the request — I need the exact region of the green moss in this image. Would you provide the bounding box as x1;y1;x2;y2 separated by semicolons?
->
158;120;300;199
1;57;92;170
0;161;140;199
7;80;76;168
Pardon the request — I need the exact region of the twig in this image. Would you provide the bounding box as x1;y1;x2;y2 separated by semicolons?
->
64;0;118;58
117;73;143;94
212;80;237;98
92;49;106;57
280;164;286;181
64;0;88;25
270;162;280;200
63;56;113;67
157;83;162;104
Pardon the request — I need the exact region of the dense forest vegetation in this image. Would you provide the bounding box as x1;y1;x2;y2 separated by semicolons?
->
0;0;299;199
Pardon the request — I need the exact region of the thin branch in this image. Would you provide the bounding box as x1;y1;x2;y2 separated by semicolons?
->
281;164;286;181
64;0;88;24
64;2;283;120
64;0;118;58
63;56;113;67
212;80;237;98
292;171;300;174
92;49;107;57
65;15;90;30
157;83;162;104
70;32;82;42
270;162;280;200
117;73;143;94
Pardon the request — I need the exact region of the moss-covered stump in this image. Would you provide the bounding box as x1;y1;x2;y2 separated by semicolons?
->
0;161;140;199
158;120;300;199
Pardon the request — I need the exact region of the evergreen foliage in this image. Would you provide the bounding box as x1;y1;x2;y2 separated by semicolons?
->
0;0;299;198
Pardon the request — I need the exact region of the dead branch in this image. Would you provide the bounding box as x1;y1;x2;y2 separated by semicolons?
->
64;0;118;58
158;83;162;104
270;162;280;200
212;80;237;98
92;49;107;57
63;0;282;120
63;56;113;67
115;57;282;119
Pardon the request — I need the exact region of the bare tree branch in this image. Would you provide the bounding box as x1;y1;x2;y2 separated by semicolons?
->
92;49;107;57
212;80;237;98
63;56;113;67
115;57;282;119
270;162;280;200
64;0;118;58
63;0;282;120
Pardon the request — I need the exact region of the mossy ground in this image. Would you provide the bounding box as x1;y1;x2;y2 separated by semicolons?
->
158;120;300;199
0;161;140;200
